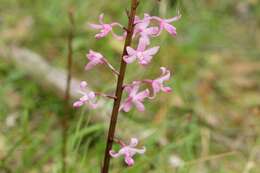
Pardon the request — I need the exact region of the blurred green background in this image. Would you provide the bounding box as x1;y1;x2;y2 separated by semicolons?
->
0;0;260;172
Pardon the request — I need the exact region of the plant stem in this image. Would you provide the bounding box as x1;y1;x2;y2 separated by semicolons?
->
61;8;75;173
101;1;139;173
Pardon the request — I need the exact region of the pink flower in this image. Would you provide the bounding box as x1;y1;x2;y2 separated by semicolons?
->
152;13;181;36
120;82;149;112
110;138;146;166
134;14;159;46
89;13;125;40
85;50;119;75
85;50;106;70
73;81;97;108
123;40;160;66
146;67;172;98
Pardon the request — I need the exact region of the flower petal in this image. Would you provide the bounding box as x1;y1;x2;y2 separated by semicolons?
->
80;81;88;89
129;138;138;147
89;102;98;109
73;101;83;108
123;55;137;64
122;99;133;112
139;35;150;46
163;23;177;36
89;23;103;29
125;156;134;166
161;86;172;93
135;89;149;101
132;147;146;154
139;55;153;65
87;91;96;99
145;27;159;35
109;150;122;158
164;13;181;23
98;13;104;24
85;60;101;70
152;82;161;94
87;50;103;61
144;46;160;56
159;67;171;81
126;46;137;56
134;101;145;112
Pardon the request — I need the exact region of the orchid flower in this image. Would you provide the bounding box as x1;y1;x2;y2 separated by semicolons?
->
152;13;181;36
85;50;106;70
85;50;119;75
145;67;172;98
73;81;98;108
123;39;160;66
120;82;149;112
133;13;159;46
110;138;146;166
89;13;125;40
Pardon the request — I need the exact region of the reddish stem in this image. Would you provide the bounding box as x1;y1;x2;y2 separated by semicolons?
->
101;1;139;173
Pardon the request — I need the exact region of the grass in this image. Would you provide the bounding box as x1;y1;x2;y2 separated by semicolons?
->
0;0;260;172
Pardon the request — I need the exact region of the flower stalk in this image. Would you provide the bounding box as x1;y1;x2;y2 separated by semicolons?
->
101;0;139;172
61;8;75;173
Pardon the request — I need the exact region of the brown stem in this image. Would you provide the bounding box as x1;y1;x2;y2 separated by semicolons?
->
101;1;139;173
61;8;75;173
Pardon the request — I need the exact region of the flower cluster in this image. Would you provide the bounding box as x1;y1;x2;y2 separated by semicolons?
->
74;12;180;166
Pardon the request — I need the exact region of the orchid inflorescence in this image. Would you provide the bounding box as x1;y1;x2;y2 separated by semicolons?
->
74;11;180;167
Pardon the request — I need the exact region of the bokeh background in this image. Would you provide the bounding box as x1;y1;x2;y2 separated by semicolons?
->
0;0;260;172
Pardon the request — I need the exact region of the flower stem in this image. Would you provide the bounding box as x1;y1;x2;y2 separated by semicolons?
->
104;60;120;76
61;8;75;173
101;1;139;173
95;92;117;99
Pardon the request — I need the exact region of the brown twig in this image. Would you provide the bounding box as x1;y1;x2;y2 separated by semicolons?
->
61;8;75;173
101;1;139;173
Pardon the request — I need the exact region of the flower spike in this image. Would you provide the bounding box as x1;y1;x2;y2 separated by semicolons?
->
76;6;181;170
